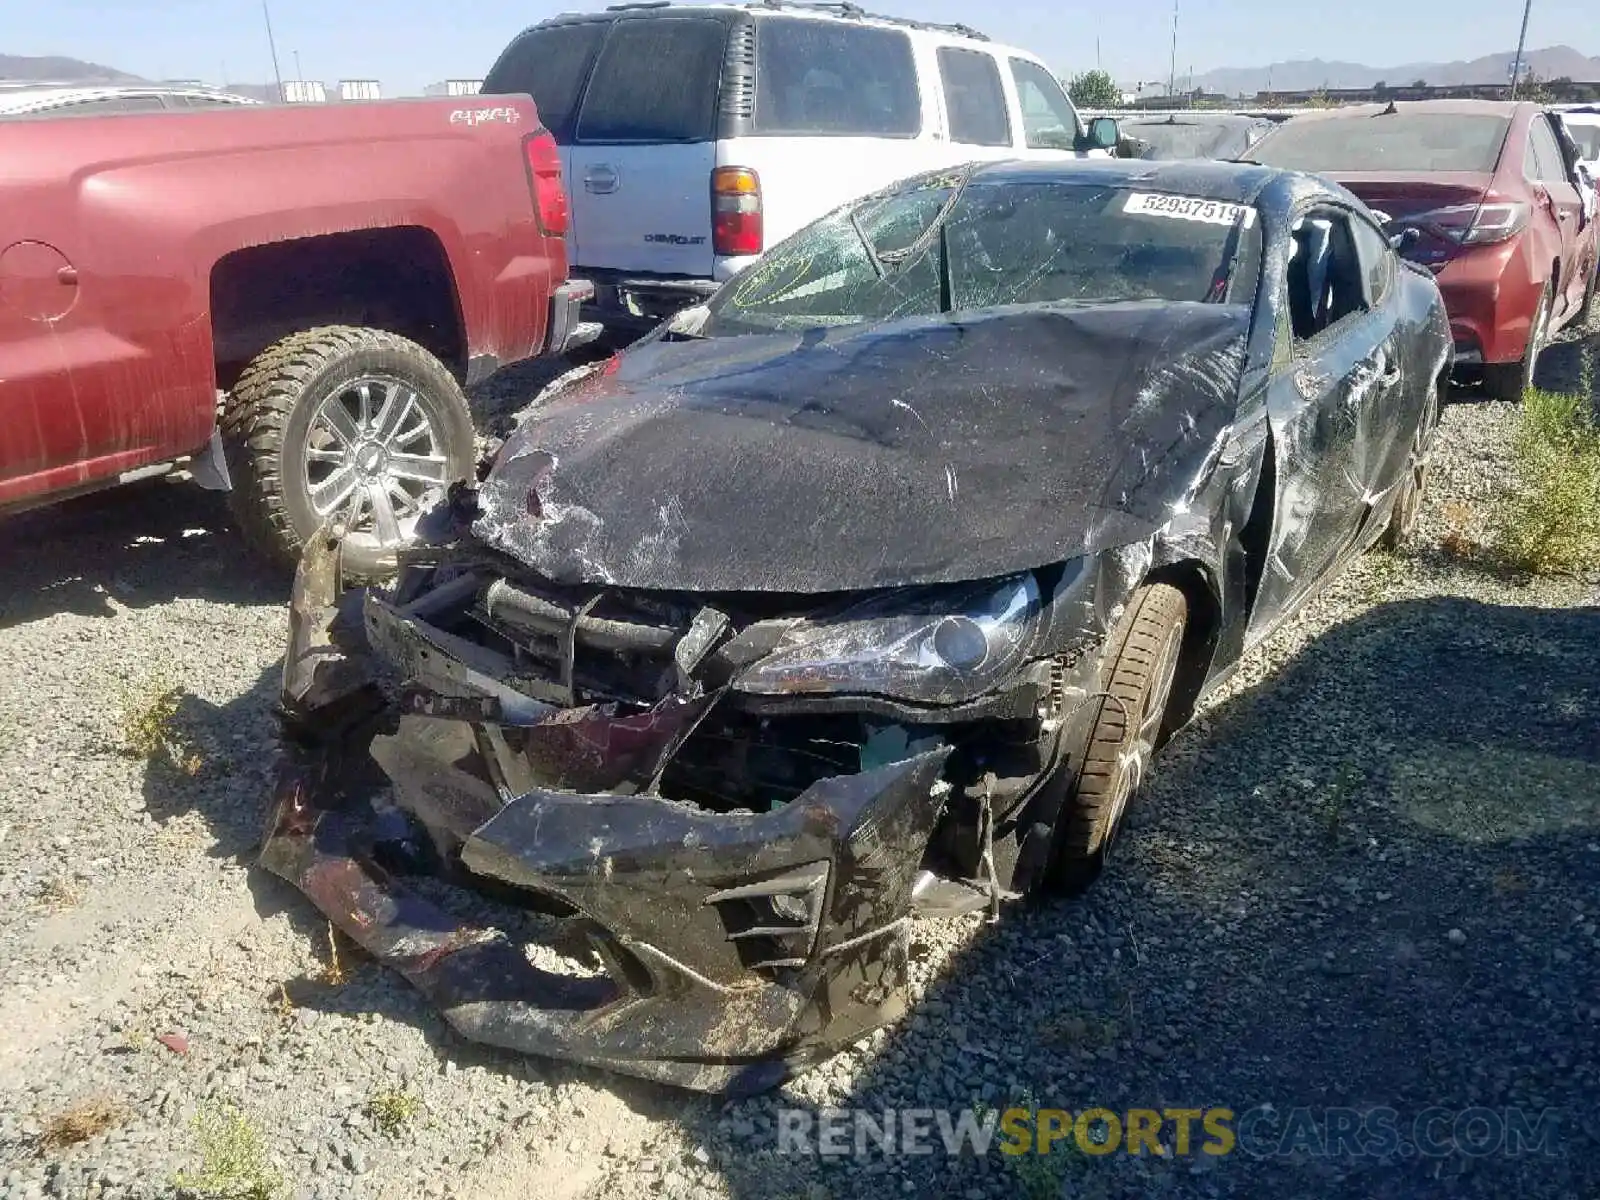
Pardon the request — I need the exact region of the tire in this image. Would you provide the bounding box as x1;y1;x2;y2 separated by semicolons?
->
1377;379;1440;551
1043;583;1188;895
1482;282;1551;403
220;327;477;581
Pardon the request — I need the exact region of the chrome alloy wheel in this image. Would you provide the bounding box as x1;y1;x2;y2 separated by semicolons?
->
302;375;450;550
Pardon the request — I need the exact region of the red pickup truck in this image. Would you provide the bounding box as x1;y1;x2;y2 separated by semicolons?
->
0;95;591;577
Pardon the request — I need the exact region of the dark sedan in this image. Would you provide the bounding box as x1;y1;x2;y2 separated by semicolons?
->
1121;112;1277;161
263;159;1453;1095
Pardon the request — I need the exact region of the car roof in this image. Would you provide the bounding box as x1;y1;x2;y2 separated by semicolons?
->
1270;98;1532;123
0;84;260;114
543;2;1009;53
1123;113;1268;129
963;157;1285;204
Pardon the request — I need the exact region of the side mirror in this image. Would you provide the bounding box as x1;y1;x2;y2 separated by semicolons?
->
1388;227;1421;252
1082;116;1120;152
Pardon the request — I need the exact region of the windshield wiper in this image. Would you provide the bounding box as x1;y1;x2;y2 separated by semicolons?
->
849;207;887;279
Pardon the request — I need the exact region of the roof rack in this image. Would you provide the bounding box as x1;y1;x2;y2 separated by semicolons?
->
748;0;989;40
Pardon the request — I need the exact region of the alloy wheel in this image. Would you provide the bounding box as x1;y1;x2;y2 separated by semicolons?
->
302;375;450;551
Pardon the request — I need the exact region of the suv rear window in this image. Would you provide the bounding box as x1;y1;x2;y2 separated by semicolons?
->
754;17;920;137
576;17;728;143
938;47;1011;147
482;22;607;141
1247;113;1512;173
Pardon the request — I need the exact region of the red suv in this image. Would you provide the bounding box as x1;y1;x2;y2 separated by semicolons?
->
1246;100;1599;400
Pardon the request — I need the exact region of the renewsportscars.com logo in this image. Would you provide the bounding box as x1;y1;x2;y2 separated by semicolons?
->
776;1105;1562;1160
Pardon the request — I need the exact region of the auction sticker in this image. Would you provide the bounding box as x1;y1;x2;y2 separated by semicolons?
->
1124;192;1257;228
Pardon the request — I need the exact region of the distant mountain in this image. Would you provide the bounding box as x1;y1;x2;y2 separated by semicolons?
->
1192;45;1600;96
0;53;144;84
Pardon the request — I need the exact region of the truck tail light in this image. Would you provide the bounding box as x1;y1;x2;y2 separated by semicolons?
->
712;167;762;257
524;130;569;237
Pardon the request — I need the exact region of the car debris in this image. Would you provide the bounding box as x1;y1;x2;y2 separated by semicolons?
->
260;159;1452;1093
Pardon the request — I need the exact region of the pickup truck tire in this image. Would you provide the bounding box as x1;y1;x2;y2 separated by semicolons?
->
221;326;476;581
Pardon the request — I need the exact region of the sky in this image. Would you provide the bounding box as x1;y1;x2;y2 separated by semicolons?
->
5;0;1597;96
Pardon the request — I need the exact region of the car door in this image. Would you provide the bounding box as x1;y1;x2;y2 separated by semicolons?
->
1527;112;1586;320
1247;205;1401;637
1005;57;1090;160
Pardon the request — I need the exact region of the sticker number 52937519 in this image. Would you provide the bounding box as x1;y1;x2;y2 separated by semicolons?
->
1124;192;1257;228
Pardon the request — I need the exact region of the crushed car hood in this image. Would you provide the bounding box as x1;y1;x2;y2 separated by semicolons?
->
476;302;1249;593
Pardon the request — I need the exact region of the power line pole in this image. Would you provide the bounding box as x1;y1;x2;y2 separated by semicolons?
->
1508;0;1533;100
1168;0;1179;99
262;0;284;95
293;49;303;82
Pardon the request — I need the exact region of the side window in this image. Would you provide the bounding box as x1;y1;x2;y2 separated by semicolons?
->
170;95;245;108
936;47;1010;148
754;18;921;137
66;95;167;115
1349;217;1395;304
483;22;608;141
575;18;727;143
1286;209;1369;345
1529;116;1571;184
1008;58;1081;150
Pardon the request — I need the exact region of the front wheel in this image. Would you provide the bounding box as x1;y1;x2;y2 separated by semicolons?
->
220;327;477;581
1042;583;1188;895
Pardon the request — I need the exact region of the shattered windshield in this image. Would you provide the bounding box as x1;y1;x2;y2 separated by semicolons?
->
698;177;1263;336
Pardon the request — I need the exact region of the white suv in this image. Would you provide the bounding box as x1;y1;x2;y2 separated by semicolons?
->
483;2;1118;334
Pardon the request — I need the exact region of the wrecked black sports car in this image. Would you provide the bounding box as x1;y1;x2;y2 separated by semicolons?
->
262;159;1452;1094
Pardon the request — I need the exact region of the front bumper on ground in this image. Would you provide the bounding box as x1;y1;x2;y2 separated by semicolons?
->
258;531;956;1094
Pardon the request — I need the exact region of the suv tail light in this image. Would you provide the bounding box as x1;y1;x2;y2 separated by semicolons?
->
524;131;569;237
1406;200;1531;247
712;166;762;257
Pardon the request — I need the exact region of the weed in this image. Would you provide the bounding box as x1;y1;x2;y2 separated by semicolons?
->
117;675;207;774
1362;549;1409;601
34;875;84;913
1493;388;1600;576
1322;762;1364;844
173;1102;282;1200
1492;869;1530;897
317;922;351;986
118;680;184;761
39;1096;127;1153
271;983;293;1023
365;1087;421;1136
1439;500;1483;560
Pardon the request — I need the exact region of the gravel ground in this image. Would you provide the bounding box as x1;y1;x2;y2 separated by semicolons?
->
1;316;1597;1200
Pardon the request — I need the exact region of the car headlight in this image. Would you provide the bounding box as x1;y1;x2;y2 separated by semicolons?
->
735;573;1042;704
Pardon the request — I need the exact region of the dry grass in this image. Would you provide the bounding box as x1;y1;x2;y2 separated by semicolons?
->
316;922;353;986
33;875;84;913
1439;500;1486;561
40;1095;128;1153
118;680;185;761
1493;388;1600;576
